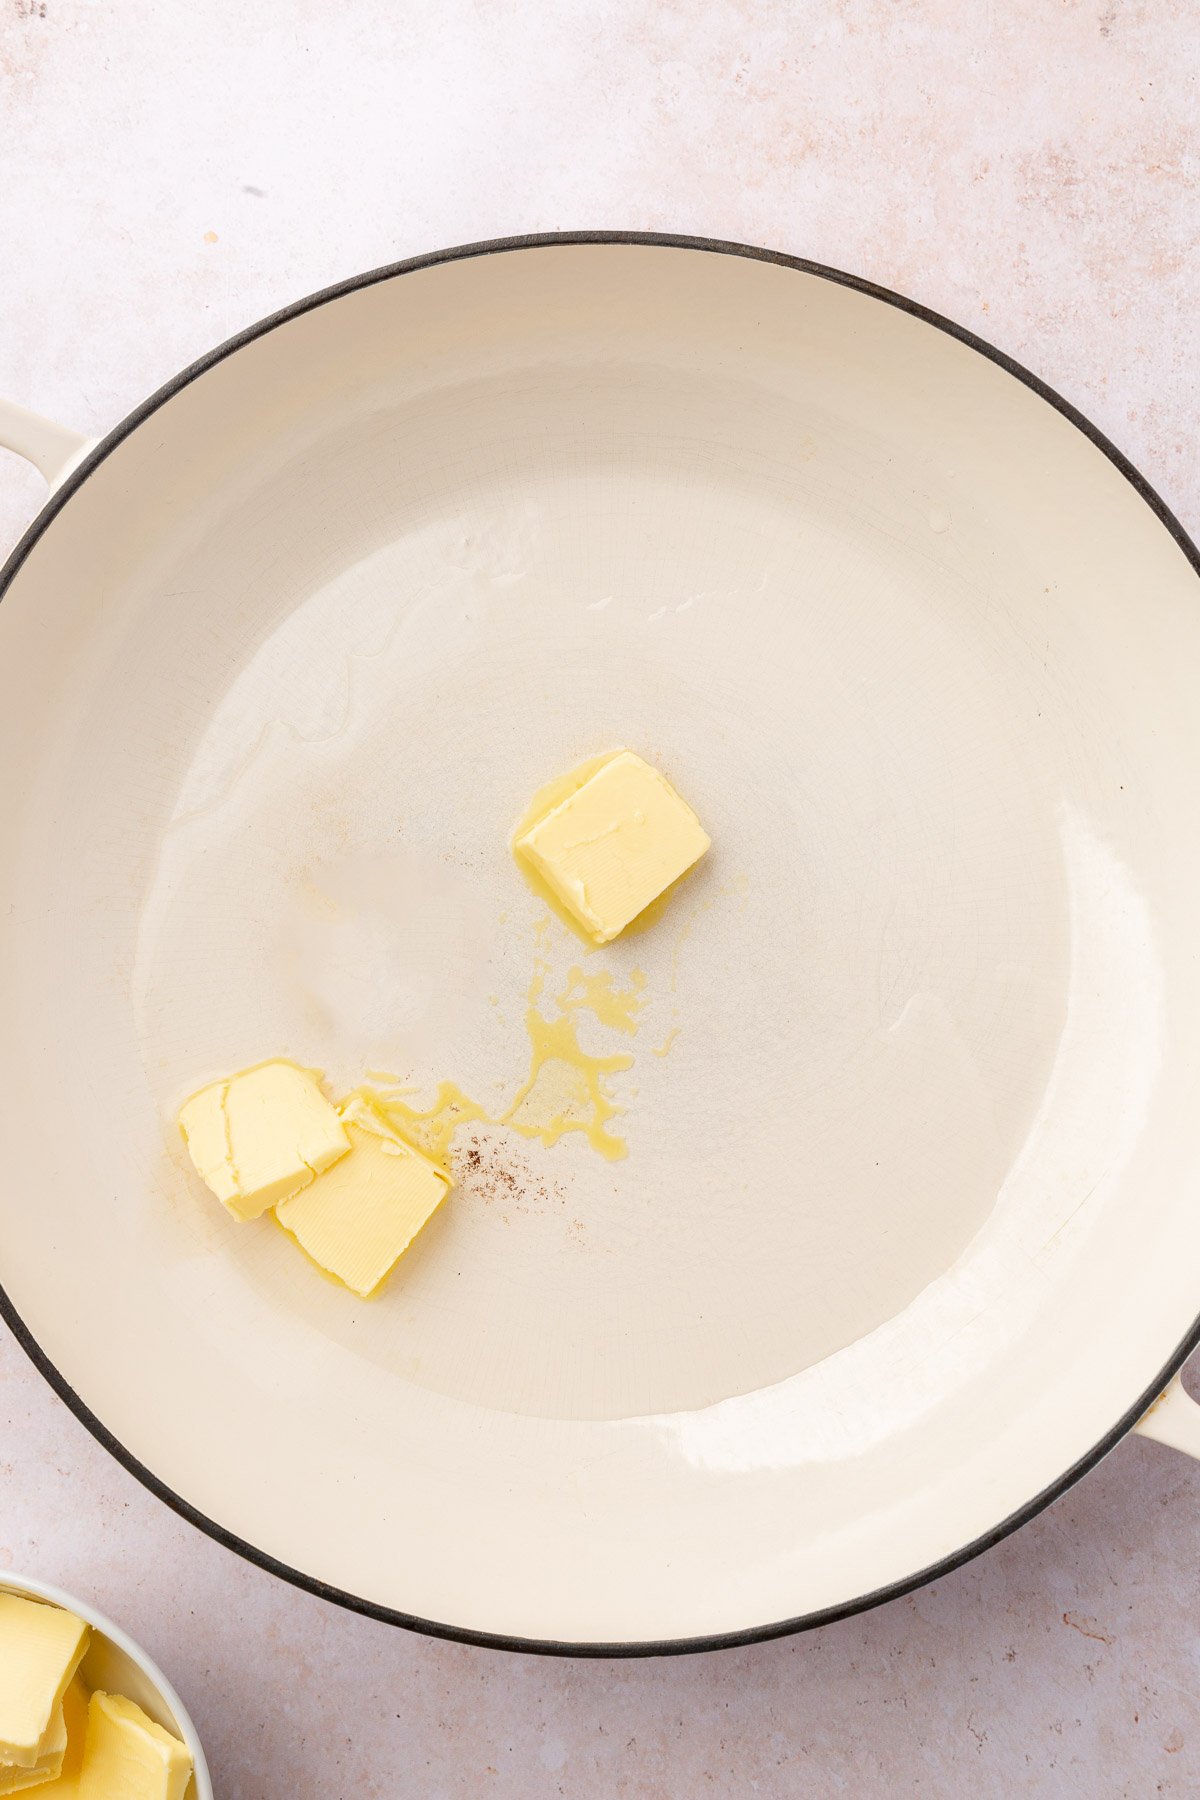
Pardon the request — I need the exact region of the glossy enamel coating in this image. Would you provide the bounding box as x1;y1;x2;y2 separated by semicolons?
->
2;237;1200;1652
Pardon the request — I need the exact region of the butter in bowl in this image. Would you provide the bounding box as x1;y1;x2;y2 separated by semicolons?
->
0;1576;210;1799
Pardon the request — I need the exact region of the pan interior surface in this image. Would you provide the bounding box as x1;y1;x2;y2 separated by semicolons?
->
2;241;1199;1647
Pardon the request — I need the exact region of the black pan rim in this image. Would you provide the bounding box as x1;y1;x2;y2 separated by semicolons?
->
2;228;1198;1660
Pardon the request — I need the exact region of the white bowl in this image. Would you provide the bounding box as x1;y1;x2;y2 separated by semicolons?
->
0;1571;212;1799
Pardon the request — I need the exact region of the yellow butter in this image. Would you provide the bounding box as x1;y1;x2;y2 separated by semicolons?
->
179;1059;350;1221
515;750;709;943
77;1693;191;1800
0;1597;89;1772
1;1678;89;1797
0;1695;66;1793
276;1097;452;1296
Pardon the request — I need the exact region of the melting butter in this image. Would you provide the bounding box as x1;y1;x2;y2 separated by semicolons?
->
513;750;710;945
558;965;646;1034
368;924;644;1164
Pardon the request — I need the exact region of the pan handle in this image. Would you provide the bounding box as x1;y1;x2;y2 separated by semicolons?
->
1134;1374;1200;1460
0;398;94;489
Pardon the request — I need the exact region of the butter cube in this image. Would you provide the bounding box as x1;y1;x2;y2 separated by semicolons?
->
515;750;710;943
78;1693;191;1800
0;1678;88;1797
179;1059;350;1221
0;1596;89;1771
276;1098;451;1296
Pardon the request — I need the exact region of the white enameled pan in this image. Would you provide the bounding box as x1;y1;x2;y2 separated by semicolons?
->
3;235;1200;1655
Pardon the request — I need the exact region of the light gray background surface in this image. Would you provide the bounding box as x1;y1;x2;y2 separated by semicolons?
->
2;2;1198;1794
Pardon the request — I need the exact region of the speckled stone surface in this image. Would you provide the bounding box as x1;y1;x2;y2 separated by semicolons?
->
2;2;1199;1794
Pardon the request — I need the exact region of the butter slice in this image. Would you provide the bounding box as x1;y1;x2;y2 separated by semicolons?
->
0;1700;65;1794
516;749;710;943
0;1596;89;1771
0;1697;66;1794
78;1694;190;1800
276;1098;451;1296
179;1059;350;1221
0;1678;88;1796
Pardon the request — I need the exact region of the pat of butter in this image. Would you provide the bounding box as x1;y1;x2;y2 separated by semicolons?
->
0;1596;89;1771
276;1097;452;1297
0;1678;88;1797
78;1694;191;1800
179;1059;350;1221
516;749;710;943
